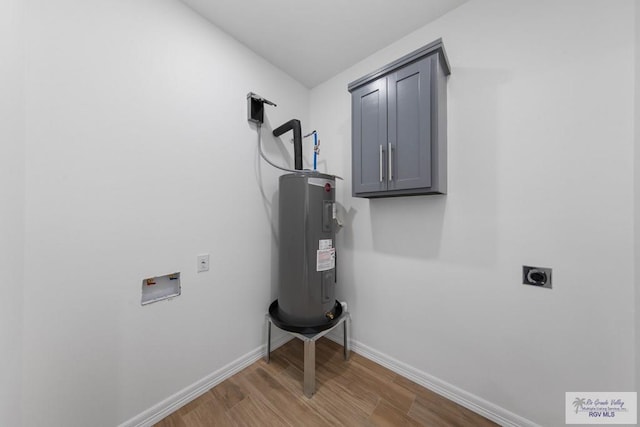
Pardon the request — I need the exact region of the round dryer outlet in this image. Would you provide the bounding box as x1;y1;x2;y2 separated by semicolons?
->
522;266;552;289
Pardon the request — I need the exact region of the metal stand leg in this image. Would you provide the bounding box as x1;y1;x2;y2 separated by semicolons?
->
303;340;316;398
265;316;271;363
267;302;350;398
343;314;350;360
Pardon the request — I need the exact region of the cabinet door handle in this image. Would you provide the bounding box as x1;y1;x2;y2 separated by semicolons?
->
379;144;383;182
388;143;393;181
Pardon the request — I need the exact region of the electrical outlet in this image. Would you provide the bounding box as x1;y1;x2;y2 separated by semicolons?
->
523;265;552;289
197;254;210;273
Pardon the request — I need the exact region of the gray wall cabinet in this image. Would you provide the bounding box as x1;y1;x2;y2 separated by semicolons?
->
348;39;450;198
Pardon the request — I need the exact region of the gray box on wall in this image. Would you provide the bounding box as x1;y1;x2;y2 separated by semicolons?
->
348;38;450;198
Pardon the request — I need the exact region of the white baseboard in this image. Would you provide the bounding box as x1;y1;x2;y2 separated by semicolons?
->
325;335;539;427
117;334;292;427
120;332;537;427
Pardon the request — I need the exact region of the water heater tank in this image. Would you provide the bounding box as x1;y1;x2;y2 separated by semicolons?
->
277;172;337;327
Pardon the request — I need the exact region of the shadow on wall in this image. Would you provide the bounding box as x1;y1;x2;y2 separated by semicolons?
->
364;66;506;262
333;204;357;340
370;195;447;259
437;66;505;267
335;203;358;250
251;118;285;302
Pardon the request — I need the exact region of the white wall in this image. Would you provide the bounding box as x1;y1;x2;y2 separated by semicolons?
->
16;0;638;425
635;0;640;402
312;1;635;425
22;0;309;425
0;0;24;425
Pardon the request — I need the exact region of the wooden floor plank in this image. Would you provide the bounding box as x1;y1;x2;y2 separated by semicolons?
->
394;375;497;427
180;397;234;427
226;395;291;427
234;366;330;427
369;399;423;427
175;390;215;418
211;379;246;411
408;396;471;427
154;338;498;427
153;414;187;427
350;352;397;383
276;364;373;425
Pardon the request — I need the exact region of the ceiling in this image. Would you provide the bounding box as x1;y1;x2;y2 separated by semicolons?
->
180;0;468;88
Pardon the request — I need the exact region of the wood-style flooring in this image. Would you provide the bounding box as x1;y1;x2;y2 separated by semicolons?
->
155;338;497;426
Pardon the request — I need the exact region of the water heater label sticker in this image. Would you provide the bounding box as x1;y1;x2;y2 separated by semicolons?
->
317;248;336;271
319;239;332;250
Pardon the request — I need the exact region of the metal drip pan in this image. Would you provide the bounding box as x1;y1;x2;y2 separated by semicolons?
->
268;299;343;334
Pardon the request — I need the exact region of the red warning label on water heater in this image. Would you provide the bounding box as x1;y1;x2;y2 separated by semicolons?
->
317;248;336;272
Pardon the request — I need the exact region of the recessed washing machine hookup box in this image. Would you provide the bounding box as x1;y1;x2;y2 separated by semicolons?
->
141;272;181;305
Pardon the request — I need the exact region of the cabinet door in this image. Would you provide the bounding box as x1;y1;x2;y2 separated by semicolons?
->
352;78;388;195
387;57;432;191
